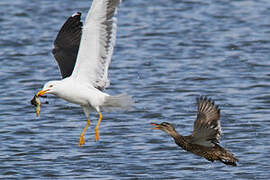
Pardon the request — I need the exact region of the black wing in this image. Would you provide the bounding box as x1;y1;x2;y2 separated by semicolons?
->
190;96;221;147
52;12;82;78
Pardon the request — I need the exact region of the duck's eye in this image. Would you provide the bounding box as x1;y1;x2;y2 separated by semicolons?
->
49;85;53;88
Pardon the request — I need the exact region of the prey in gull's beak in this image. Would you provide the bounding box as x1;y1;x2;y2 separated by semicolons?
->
30;89;49;117
31;94;41;117
151;123;161;130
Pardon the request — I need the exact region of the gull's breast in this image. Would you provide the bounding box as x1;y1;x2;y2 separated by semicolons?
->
57;79;107;107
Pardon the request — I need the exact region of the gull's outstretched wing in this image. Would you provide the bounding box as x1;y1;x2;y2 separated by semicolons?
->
52;12;82;78
71;0;121;91
189;96;221;147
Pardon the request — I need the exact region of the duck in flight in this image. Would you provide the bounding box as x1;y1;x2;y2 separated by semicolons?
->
35;0;133;147
152;96;238;166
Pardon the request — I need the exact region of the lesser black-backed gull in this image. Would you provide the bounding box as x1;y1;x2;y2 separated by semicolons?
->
35;0;133;147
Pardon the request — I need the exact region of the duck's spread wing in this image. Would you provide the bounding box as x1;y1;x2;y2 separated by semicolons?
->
71;0;121;91
190;96;221;147
52;12;82;78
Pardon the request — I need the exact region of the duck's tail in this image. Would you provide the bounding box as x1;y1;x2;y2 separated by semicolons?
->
219;154;238;166
103;93;134;112
216;145;239;166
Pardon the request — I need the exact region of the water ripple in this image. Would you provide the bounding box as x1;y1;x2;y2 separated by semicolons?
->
1;0;270;179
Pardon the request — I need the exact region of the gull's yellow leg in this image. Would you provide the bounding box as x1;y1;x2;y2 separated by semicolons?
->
95;112;103;141
79;118;90;147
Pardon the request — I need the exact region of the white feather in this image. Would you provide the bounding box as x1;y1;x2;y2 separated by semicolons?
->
72;0;120;90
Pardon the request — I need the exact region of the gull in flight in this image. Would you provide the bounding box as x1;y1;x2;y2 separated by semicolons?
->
35;0;133;147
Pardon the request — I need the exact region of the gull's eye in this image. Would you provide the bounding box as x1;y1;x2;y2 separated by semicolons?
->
49;85;53;88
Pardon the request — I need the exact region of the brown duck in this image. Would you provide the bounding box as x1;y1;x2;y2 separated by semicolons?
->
152;96;238;166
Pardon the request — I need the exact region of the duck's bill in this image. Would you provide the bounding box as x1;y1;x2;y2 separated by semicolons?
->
151;123;161;129
36;89;49;96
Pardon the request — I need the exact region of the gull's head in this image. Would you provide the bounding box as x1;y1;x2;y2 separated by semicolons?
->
151;122;176;134
37;80;62;96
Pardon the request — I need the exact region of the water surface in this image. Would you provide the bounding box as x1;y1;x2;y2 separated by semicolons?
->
1;0;270;179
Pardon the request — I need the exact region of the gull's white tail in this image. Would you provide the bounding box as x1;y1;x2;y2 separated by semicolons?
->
103;93;134;112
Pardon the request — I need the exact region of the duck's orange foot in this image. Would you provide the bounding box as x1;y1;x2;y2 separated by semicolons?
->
78;135;85;147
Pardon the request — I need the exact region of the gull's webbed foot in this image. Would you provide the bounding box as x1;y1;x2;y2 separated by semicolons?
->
79;135;85;147
95;128;99;141
78;118;90;147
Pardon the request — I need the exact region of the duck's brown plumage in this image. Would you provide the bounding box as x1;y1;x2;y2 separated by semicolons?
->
152;96;238;166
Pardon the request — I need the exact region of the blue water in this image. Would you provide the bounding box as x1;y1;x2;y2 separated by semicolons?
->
1;0;270;179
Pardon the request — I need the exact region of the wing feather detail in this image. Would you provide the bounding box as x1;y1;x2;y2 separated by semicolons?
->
52;12;82;78
72;0;121;91
190;96;222;147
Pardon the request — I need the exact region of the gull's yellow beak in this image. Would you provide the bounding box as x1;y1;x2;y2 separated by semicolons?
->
36;89;49;96
151;123;161;130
